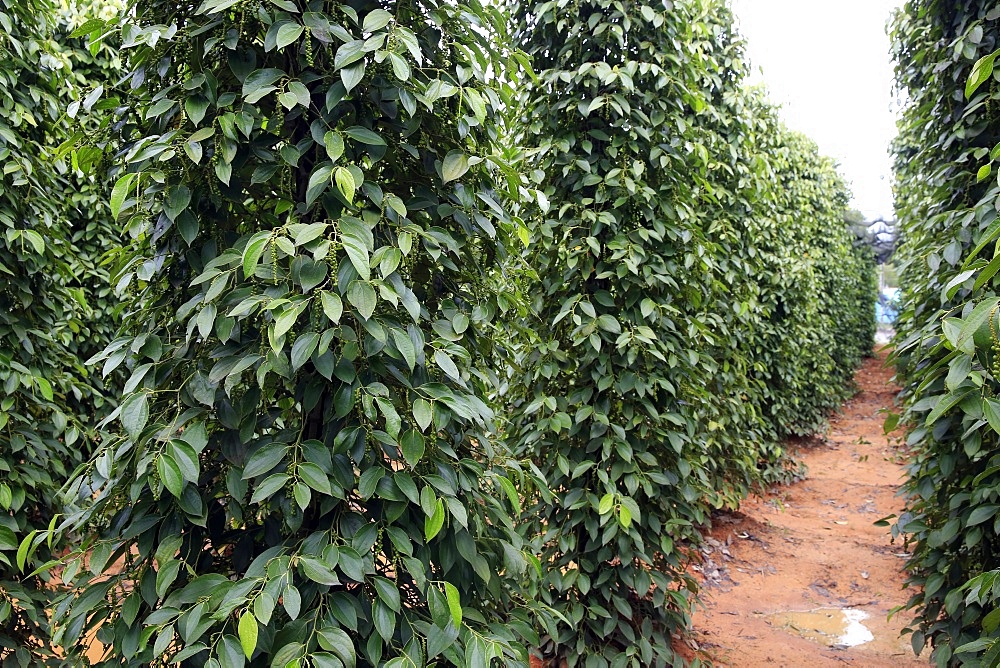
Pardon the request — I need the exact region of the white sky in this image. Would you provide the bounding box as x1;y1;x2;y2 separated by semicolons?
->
731;0;903;221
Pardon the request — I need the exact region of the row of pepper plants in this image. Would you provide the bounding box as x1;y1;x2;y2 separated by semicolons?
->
0;0;121;662
889;1;1000;667
0;0;875;666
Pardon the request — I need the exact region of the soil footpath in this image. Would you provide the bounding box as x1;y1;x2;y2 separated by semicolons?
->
682;349;927;667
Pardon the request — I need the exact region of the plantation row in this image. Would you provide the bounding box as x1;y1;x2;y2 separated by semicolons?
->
891;2;1000;667
0;0;875;666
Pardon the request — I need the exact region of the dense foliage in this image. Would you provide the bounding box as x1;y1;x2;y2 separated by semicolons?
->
890;2;1000;666
754;130;877;439
507;3;731;664
504;1;876;666
57;1;545;666
0;0;117;662
0;0;876;665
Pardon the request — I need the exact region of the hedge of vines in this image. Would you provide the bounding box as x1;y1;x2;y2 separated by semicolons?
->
506;0;875;665
890;2;1000;666
0;0;118;663
0;0;875;666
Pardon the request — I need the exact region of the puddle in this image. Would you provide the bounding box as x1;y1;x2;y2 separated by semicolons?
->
769;608;875;648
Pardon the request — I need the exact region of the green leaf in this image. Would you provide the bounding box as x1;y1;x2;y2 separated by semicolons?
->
250;474;288;504
243;443;288;479
598;493;614;515
110;173;138;219
283;584;301;620
157;453;185;497
425;499;445;541
300;556;340;586
299;259;327;292
373;577;401;613
318;627;356;667
238;611;258;658
391;329;416;370
21;230;45;254
35;376;53;401
185;95;210;126
297;462;332;495
925;389;976;426
121;393;149;438
155;559;180;598
16;530;37;572
362;8;393;32
443;581;462;629
413;398;432;432
962;217;1000;269
324;131;345;162
347;281;377;320
618;504;633;528
242;231;272;280
426;621;459;659
496;476;521;514
341;62;365;94
441;150;470;183
389;53;410;81
70;17;107;37
344;126;385;146
321;291;344;323
290;332;319;370
165;440;201;482
433;349;460;380
968;505;999;526
400;429;425;468
242;68;285;102
275;23;304;50
967;49;1000;98
985;398;1000;435
334;166;356;204
307;164;333;207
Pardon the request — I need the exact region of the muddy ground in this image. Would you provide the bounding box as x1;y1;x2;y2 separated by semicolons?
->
680;348;927;667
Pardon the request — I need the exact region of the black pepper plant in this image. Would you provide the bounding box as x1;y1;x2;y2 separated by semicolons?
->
888;2;1000;665
506;1;724;665
56;1;541;666
0;0;118;662
503;2;877;665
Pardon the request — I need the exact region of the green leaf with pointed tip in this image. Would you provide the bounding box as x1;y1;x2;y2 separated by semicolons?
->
401;429;425;468
290;332;319;370
110;172;138;219
985;398;1000;435
425;499;445;541
321;291;343;323
347;281;377;320
238;611;257;658
242;231;271;280
157;454;185;497
413;398;432;431
275;23;304;50
121;392;149;438
334;166;355;204
441;151;470;183
443;582;462;629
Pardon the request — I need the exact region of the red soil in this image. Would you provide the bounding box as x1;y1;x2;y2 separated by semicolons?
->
679;349;928;667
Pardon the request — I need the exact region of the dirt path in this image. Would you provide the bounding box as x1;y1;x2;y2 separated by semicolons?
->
682;349;927;667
